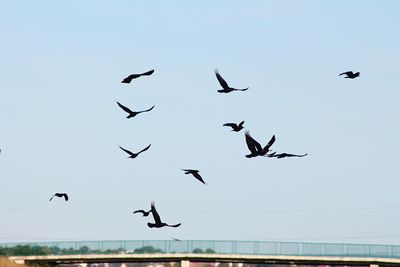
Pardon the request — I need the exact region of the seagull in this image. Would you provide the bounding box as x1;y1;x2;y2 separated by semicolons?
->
268;152;308;159
121;69;154;83
245;131;276;158
119;145;151;159
223;121;245;132
147;201;181;228
182;169;207;185
339;71;360;79
133;209;151;217
116;101;155;119
215;69;249;93
49;193;69;202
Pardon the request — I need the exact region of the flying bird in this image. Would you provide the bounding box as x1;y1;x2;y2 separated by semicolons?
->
182;169;207;185
223;121;245;132
116;101;155;119
215;69;249;93
245;131;276;158
268;152;308;159
147;201;181;228
133;209;151;217
121;69;154;83
339;71;360;79
119;145;151;159
49;193;69;202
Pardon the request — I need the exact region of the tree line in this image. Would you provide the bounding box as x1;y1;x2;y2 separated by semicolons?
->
0;245;215;256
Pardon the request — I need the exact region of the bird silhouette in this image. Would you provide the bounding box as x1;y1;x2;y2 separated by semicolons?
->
245;131;276;158
215;69;249;93
121;69;154;83
116;101;155;119
339;71;360;79
223;121;245;132
267;152;308;159
147;201;181;228
49;193;69;202
133;209;151;217
119;145;151;159
182;169;207;185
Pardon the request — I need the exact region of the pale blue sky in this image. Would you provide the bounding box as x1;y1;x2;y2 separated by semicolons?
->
1;0;400;244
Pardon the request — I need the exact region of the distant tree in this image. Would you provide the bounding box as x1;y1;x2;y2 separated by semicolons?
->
205;248;215;254
192;248;204;253
133;246;163;254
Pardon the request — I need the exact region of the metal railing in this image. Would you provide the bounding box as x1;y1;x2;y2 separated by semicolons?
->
1;240;400;258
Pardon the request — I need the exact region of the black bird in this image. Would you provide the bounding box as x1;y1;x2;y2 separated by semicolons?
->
49;193;69;202
133;209;151;217
171;237;181;241
268;152;308;159
182;169;207;185
223;121;245;132
147;201;181;228
339;71;360;79
121;69;154;83
245;131;276;158
116;101;155;119
215;69;249;93
119;145;151;159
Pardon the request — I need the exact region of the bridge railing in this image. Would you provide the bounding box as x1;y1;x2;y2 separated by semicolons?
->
1;240;400;258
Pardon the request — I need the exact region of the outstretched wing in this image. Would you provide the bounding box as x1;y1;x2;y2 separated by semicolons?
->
138;144;151;154
339;71;353;76
245;131;262;153
223;123;237;128
63;194;69;201
277;153;308;158
140;69;154;76
192;172;206;184
140;105;155;113
49;194;55;201
264;135;276;151
233;87;249;91
119;146;134;156
150;201;162;225
182;169;197;172
116;101;133;114
238;121;245;127
215;69;230;90
167;223;181;228
133;210;150;217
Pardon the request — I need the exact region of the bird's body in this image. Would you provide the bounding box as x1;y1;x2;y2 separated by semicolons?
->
147;201;181;228
121;69;154;83
339;71;360;79
49;193;69;202
119;144;151;159
182;169;207;184
116;102;155;119
245;131;276;158
223;121;245;132
215;69;248;93
268;152;308;159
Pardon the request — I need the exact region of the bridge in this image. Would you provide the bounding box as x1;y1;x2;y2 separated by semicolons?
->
3;240;400;267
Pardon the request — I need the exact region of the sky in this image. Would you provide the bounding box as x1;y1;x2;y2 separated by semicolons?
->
1;0;400;245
